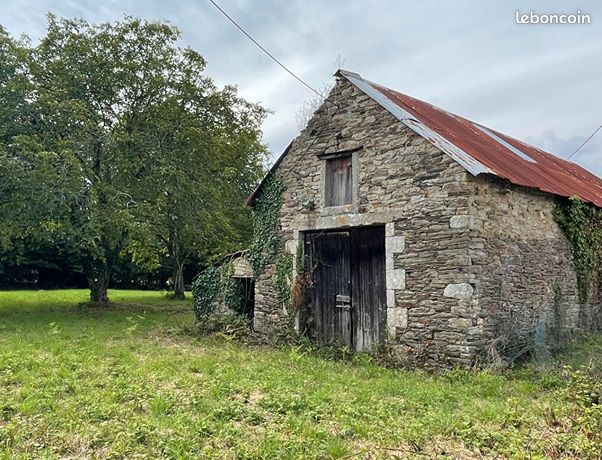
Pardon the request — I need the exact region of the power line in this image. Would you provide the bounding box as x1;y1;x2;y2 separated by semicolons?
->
567;122;602;160
208;0;345;198
207;0;323;99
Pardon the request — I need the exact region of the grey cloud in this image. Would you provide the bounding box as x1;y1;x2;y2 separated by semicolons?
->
1;0;601;176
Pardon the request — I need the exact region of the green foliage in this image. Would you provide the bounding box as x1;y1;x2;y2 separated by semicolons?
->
248;174;285;278
554;196;602;302
560;367;602;455
275;251;294;310
191;172;289;326
192;259;250;319
0;17;267;302
246;171;296;321
223;278;247;316
192;266;222;318
194;312;251;340
124;50;267;299
2;289;602;459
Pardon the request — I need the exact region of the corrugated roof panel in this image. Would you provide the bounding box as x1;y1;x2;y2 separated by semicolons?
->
474;124;537;164
338;70;602;208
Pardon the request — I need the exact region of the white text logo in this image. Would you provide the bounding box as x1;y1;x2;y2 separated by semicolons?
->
515;10;591;24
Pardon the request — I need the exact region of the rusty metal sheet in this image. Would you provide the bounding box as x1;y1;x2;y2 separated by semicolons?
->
338;70;602;208
340;70;494;176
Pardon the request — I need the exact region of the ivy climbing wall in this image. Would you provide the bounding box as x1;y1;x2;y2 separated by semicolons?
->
192;254;254;319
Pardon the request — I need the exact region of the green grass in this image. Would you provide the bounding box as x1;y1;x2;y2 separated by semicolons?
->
0;290;600;459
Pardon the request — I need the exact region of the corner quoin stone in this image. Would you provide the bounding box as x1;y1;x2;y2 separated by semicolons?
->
386;289;396;308
386;269;406;290
385;235;405;253
443;283;474;300
387;307;408;334
385;222;395;237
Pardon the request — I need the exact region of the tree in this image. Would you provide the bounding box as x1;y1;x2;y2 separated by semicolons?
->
0;26;31;143
0;26;79;265
0;16;267;302
126;83;267;299
25;16;183;303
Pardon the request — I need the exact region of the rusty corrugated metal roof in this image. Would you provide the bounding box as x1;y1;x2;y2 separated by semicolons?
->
338;70;602;207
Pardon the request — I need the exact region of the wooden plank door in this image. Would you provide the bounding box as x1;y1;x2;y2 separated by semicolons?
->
305;232;352;347
351;226;386;351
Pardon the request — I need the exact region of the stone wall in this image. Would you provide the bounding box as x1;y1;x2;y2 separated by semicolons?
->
252;75;601;366
467;176;601;362
253;264;281;334
253;77;480;365
231;256;253;278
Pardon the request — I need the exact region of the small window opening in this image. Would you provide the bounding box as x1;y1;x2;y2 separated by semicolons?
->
325;154;352;206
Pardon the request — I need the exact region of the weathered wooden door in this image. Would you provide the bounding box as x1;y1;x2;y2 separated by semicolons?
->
351;226;386;350
305;226;385;351
306;232;352;347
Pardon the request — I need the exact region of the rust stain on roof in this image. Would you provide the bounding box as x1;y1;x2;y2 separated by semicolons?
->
354;72;602;207
249;70;602;207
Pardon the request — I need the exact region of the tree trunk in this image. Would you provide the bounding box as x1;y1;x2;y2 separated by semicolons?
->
87;265;111;304
172;259;186;300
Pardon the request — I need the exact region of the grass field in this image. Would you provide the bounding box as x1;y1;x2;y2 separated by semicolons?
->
0;290;600;459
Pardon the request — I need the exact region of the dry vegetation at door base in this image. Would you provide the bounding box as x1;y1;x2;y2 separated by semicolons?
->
0;290;600;459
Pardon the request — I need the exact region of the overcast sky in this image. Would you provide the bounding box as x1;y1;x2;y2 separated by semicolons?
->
2;0;601;176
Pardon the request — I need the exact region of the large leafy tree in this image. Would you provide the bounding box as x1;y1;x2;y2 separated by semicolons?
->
0;16;267;302
0;27;30;241
0;27;78;260
127;85;267;299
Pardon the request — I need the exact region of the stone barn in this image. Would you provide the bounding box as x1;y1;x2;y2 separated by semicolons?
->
247;70;602;366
